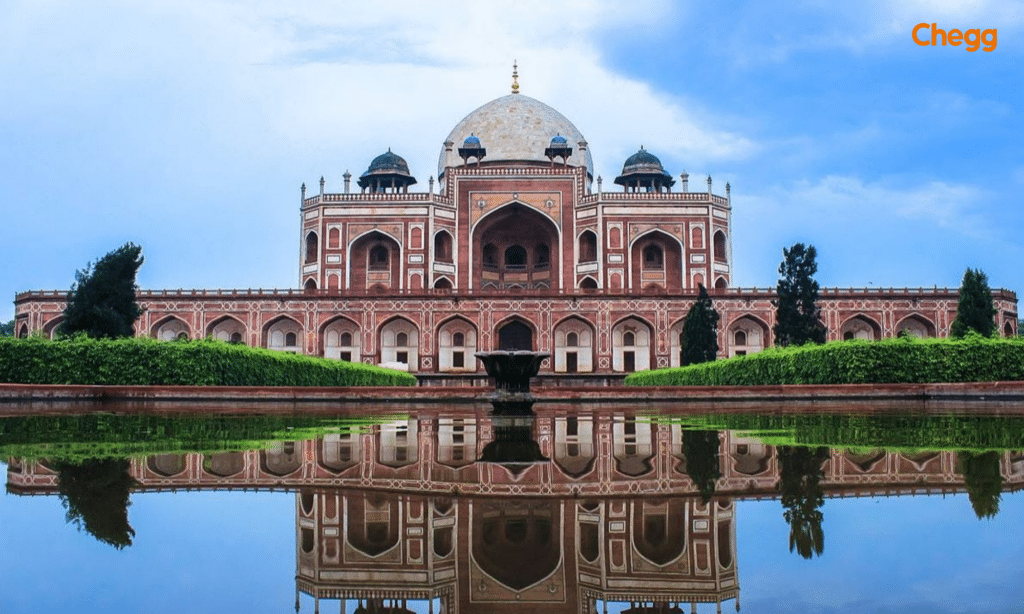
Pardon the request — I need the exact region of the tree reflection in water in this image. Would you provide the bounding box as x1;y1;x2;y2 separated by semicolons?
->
777;446;829;559
957;450;1003;519
54;458;136;549
683;429;721;503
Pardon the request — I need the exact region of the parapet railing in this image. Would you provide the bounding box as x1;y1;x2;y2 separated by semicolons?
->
16;286;1017;302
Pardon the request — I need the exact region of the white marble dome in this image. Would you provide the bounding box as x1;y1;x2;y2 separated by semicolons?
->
438;94;594;180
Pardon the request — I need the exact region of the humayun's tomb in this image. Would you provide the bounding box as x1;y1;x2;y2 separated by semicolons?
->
12;68;1019;378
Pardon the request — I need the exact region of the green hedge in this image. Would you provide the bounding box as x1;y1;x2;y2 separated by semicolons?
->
625;334;1024;386
0;336;416;387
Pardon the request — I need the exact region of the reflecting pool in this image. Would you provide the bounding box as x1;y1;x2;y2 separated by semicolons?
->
2;402;1023;613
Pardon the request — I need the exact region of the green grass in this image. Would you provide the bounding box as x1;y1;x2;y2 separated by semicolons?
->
0;335;416;387
626;333;1024;387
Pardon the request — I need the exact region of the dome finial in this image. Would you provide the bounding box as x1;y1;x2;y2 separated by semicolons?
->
511;60;520;94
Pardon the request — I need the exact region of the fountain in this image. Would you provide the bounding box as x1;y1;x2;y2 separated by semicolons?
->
474;350;550;415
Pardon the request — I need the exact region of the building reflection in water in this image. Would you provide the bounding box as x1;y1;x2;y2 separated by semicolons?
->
8;410;1024;613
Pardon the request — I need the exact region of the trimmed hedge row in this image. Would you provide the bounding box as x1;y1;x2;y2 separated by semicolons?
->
625;334;1024;386
655;413;1024;452
0;336;417;387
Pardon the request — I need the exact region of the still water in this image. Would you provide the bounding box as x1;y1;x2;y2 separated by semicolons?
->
2;402;1023;613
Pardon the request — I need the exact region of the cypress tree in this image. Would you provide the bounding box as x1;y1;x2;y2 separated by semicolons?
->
950;268;997;338
61;243;144;339
681;284;720;365
773;243;826;347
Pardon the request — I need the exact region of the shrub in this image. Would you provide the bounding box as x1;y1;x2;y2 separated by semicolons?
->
625;333;1024;387
0;336;416;387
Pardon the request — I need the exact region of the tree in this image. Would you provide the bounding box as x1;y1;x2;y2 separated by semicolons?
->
0;319;13;337
683;429;721;503
777;445;829;559
55;458;137;549
680;284;720;366
957;451;1002;519
773;243;826;347
60;243;144;338
950;268;997;338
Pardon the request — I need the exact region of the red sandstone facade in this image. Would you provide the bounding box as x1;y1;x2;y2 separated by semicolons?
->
12;88;1019;375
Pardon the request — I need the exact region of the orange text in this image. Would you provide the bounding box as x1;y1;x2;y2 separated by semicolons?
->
913;23;997;51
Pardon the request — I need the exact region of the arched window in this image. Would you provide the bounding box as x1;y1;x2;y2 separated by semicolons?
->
578;231;597;263
623;331;636;346
369;245;389;270
715;277;727;289
396;332;409;347
643;244;663;269
328;227;340;249
714;231;727;261
534;244;550;269
566;332;579;347
305;232;318;263
340;332;353;346
504;245;527;269
229;332;243;344
304;279;317;291
285;332;297;347
434;277;453;289
434;232;453;262
483;243;498;269
734;330;747;346
453;332;465;346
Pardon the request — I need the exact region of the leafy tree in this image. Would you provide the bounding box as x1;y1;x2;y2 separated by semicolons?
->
773;243;826;347
0;319;14;337
957;451;1003;519
777;445;829;559
60;243;144;339
683;429;721;503
950;268;997;338
54;458;137;549
680;284;720;365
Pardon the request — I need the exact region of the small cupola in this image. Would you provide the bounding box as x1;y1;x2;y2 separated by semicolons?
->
357;148;418;194
614;146;675;193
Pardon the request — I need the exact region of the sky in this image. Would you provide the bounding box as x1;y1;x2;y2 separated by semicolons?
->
2;0;1023;321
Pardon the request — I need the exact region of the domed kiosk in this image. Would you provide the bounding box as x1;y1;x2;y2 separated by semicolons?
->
615;146;675;193
358;148;417;194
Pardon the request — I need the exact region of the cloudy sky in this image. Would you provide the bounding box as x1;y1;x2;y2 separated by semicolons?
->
2;0;1022;321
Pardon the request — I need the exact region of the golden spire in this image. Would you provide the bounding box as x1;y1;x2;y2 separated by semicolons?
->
511;60;520;94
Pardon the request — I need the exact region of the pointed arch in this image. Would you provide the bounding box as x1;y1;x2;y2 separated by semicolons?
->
305;230;319;263
433;229;454;262
433;276;453;289
628;229;684;292
472;202;561;290
840;314;881;341
578;276;598;290
495;315;537;351
669;317;687;367
347;229;402;292
206;315;246;344
894;313;936;338
713;230;727;261
437;316;478;372
151;315;190;341
263;315;303;353
714;276;728;289
42;316;64;340
553;316;595;373
321;315;361;361
727;315;769;357
578;229;598;263
260;441;302;477
554;415;596;478
612;316;654;372
379;316;419;371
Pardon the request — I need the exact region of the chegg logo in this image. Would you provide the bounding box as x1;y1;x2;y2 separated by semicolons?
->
913;23;997;51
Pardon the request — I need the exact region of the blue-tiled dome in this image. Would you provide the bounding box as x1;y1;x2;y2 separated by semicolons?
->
550;134;568;146
463;134;482;146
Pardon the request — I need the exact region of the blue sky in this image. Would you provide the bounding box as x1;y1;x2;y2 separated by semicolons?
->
2;0;1022;321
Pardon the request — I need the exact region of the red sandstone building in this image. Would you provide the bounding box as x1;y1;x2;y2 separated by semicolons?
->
12;73;1019;375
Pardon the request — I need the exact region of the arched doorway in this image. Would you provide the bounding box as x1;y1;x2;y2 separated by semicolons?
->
497;319;533;351
473;203;559;290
